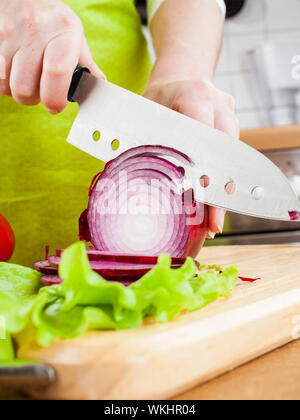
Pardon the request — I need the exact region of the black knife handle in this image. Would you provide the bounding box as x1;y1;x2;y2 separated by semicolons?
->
0;362;55;389
68;65;90;103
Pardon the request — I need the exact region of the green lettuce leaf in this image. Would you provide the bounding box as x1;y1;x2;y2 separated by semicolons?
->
0;336;14;361
0;242;238;360
0;263;42;360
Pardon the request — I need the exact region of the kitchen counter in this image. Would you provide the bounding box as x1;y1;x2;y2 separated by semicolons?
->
241;125;300;151
175;339;300;400
1;339;300;400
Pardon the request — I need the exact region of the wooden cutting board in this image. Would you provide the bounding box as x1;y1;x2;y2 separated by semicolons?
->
21;245;300;400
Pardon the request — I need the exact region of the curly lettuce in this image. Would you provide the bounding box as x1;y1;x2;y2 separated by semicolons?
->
0;242;238;361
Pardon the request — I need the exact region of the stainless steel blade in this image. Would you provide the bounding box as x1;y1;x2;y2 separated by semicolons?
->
67;72;300;222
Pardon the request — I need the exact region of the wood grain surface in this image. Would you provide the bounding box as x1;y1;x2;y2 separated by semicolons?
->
175;339;300;400
241;125;300;151
19;245;300;400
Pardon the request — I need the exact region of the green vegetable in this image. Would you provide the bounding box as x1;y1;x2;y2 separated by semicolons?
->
0;243;238;361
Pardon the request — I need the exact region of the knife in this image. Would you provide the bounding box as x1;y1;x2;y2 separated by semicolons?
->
67;66;300;222
0;360;55;389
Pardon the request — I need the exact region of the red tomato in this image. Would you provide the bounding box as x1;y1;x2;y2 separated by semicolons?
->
0;215;15;262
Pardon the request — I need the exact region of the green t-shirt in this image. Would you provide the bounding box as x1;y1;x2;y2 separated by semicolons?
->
0;0;152;266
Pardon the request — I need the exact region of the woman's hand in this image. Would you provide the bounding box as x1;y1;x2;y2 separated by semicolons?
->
0;0;104;114
146;0;239;239
144;79;240;238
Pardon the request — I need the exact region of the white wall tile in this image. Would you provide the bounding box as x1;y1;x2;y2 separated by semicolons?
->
219;0;300;128
267;30;300;43
232;73;265;111
228;33;265;73
214;74;233;95
224;0;266;35
237;110;271;130
265;0;300;31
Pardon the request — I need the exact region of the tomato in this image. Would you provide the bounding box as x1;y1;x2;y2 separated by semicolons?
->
0;215;15;262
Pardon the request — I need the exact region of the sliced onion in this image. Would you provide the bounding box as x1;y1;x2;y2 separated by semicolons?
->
40;274;134;288
82;145;207;258
33;260;58;275
40;273;134;287
79;209;91;242
48;255;182;276
37;146;208;286
239;276;260;283
41;275;62;287
55;249;186;265
289;211;300;221
36;249;187;284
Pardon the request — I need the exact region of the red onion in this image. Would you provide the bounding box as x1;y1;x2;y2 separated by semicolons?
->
40;274;135;288
55;249;187;265
35;250;188;284
35;146;208;286
81;146;208;258
79;209;91;242
33;260;58;275
239;276;260;283
48;255;182;278
289;211;300;221
41;275;63;287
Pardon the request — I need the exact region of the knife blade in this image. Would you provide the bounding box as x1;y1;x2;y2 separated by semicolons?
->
67;68;300;222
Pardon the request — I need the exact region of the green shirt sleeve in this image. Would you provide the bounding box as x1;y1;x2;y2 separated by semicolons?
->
147;0;226;24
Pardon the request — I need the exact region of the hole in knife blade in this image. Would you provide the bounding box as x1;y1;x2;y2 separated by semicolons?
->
93;131;101;142
251;186;264;200
225;181;236;195
111;139;120;151
200;175;210;188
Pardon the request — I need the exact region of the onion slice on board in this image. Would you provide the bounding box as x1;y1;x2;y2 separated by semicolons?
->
35;249;190;284
33;260;58;275
41;275;63;287
55;249;187;265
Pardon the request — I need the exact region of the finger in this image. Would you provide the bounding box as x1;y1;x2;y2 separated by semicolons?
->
174;97;215;238
173;97;215;127
207;207;226;239
10;45;43;105
207;109;239;237
79;36;106;79
0;54;12;96
40;30;81;114
214;108;240;138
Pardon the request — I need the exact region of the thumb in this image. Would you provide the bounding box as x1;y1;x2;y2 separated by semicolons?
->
79;36;106;79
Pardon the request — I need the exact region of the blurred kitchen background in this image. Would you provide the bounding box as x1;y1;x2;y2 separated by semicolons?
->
137;0;300;246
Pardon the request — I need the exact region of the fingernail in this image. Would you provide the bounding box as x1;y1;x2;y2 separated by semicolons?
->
94;65;106;80
216;209;226;233
207;230;216;239
46;108;58;115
